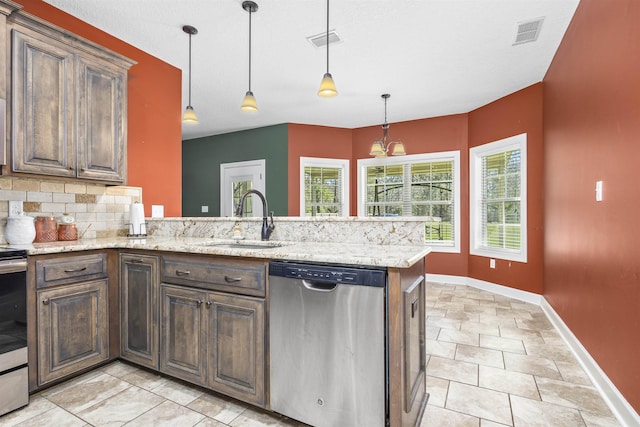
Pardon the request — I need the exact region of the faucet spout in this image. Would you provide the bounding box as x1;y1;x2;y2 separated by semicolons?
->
235;189;275;241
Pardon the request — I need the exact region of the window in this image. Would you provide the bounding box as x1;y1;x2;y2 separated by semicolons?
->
470;133;527;262
300;157;349;216
358;152;461;252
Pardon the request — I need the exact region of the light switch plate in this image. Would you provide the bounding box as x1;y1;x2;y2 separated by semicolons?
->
9;200;23;216
151;205;164;218
595;181;603;202
201;206;209;213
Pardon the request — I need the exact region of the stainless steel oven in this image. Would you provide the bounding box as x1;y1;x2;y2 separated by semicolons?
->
0;248;28;416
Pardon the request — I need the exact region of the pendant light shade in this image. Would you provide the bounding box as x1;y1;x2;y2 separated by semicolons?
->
318;0;337;97
241;1;259;112
369;94;407;158
182;25;198;124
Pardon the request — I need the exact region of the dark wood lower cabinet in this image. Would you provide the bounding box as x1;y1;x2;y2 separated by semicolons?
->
36;279;109;385
208;293;265;407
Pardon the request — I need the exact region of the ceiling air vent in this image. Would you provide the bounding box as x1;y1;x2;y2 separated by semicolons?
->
513;17;544;45
307;30;341;48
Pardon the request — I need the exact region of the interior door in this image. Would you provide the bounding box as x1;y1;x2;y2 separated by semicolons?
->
220;160;265;217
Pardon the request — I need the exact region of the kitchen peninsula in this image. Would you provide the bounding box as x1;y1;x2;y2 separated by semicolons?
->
21;216;431;427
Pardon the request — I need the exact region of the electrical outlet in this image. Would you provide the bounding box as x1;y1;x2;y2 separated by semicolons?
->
9;200;23;216
490;259;496;269
201;206;209;213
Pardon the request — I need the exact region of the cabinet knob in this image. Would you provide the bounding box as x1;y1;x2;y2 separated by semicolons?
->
206;301;212;308
196;299;203;307
42;298;50;305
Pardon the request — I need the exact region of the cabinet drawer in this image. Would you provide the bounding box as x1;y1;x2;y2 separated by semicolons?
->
161;255;266;297
36;253;108;288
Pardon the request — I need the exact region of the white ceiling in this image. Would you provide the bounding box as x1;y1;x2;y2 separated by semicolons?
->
43;0;579;141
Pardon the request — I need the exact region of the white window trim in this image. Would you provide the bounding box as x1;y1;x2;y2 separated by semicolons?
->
357;151;461;253
469;133;527;262
300;157;350;217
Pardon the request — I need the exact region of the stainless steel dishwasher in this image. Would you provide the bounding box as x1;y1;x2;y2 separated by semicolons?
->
269;260;387;427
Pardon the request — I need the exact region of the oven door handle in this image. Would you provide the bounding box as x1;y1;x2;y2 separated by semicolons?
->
0;259;27;274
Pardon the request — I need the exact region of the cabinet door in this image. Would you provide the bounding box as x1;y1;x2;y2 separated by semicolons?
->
12;29;76;177
121;254;159;369
76;55;126;183
37;279;108;385
159;284;207;386
207;292;265;407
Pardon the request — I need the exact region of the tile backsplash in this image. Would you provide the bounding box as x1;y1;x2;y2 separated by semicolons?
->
0;176;142;244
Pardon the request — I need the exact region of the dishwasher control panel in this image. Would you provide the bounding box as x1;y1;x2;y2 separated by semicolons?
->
269;261;386;287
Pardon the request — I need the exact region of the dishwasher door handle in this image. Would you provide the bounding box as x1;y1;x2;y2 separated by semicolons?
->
302;279;338;292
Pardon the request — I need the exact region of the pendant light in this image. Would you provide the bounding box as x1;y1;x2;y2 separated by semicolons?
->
317;0;337;97
369;94;406;158
182;25;199;124
241;1;259;112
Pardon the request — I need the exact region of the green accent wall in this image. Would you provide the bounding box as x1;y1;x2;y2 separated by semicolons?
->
182;124;288;217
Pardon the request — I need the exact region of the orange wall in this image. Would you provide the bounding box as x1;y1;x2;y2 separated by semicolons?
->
543;0;640;410
351;114;470;277
287;124;353;216
468;84;545;294
18;1;183;217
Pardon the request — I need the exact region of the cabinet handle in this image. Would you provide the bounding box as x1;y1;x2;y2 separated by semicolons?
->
64;267;87;273
206;301;212;308
411;297;418;318
224;276;242;283
175;270;190;276
42;299;50;305
129;258;144;263
196;299;203;307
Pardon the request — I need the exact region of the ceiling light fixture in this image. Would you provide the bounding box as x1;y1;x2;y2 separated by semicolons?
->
182;25;198;124
317;0;337;97
369;94;406;158
241;1;259;112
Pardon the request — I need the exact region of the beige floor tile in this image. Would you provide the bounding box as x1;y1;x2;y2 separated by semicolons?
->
446;382;512;426
9;405;87;427
580;411;622;427
455;344;504;369
495;308;534;321
535;377;612;416
445;311;480;322
434;301;466;312
478;366;539;400
460;320;500;336
187;392;247;424
555;360;592;386
45;372;132;413
480;334;526;355
421;405;480;427
426;356;478;386
125;400;205;426
479;315;517;329
229;407;306;426
464;304;497;316
99;361;139;379
0;395;57;426
509;302;542;314
426;338;457;359
481;420;512;427
151;378;204;406
39;369;105;398
503;353;562;380
438;328;480;346
425;376;449;408
194;417;229;427
523;341;577;364
426;325;440;340
511;395;585;426
498;326;542;341
77;385;165;426
122;368;169;391
427;316;461;331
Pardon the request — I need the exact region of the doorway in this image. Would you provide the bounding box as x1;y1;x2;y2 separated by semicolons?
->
220;159;265;217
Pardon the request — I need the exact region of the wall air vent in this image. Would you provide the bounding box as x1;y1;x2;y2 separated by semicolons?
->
513;17;544;45
307;30;341;48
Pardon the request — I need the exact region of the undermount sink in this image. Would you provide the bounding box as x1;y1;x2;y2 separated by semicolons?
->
199;241;288;250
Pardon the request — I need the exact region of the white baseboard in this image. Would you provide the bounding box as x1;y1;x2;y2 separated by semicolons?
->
425;274;640;427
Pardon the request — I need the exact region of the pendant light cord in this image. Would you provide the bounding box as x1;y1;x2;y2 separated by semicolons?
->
248;8;252;91
326;0;330;74
188;33;193;106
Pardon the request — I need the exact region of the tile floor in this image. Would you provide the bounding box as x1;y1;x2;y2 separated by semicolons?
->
0;282;622;427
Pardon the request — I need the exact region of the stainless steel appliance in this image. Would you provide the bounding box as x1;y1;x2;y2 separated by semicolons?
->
0;248;29;416
269;261;387;427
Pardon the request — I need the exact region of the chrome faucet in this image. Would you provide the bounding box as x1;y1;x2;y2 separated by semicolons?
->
235;189;275;241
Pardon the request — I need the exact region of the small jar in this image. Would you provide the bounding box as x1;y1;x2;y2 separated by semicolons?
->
59;213;75;225
34;216;58;242
58;223;78;241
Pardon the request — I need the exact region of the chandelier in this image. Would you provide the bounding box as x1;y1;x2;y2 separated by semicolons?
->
369;94;406;158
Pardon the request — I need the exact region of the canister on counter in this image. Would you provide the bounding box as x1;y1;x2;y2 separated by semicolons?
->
57;213;78;241
34;216;58;242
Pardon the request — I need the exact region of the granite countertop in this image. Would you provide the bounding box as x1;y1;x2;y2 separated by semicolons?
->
17;236;431;268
